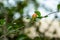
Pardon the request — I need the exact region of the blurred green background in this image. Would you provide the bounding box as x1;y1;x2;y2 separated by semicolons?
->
0;0;60;40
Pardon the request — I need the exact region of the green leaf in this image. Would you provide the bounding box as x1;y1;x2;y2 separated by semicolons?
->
35;11;41;17
44;15;48;17
16;34;31;40
57;3;60;12
16;34;26;40
0;19;5;25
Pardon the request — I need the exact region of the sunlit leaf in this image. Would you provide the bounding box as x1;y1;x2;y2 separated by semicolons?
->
35;11;41;17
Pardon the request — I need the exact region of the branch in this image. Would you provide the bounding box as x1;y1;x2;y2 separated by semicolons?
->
43;11;58;18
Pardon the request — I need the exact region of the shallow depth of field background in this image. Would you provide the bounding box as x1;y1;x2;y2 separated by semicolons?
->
0;0;60;40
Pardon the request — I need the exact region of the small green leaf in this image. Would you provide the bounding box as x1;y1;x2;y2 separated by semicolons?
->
0;19;5;25
35;11;41;17
44;15;48;17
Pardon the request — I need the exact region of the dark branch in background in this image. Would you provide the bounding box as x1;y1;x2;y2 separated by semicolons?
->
42;11;58;18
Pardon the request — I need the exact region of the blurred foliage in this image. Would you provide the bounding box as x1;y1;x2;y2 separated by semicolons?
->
16;34;32;40
0;0;60;40
0;19;5;25
0;0;34;40
57;3;60;12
